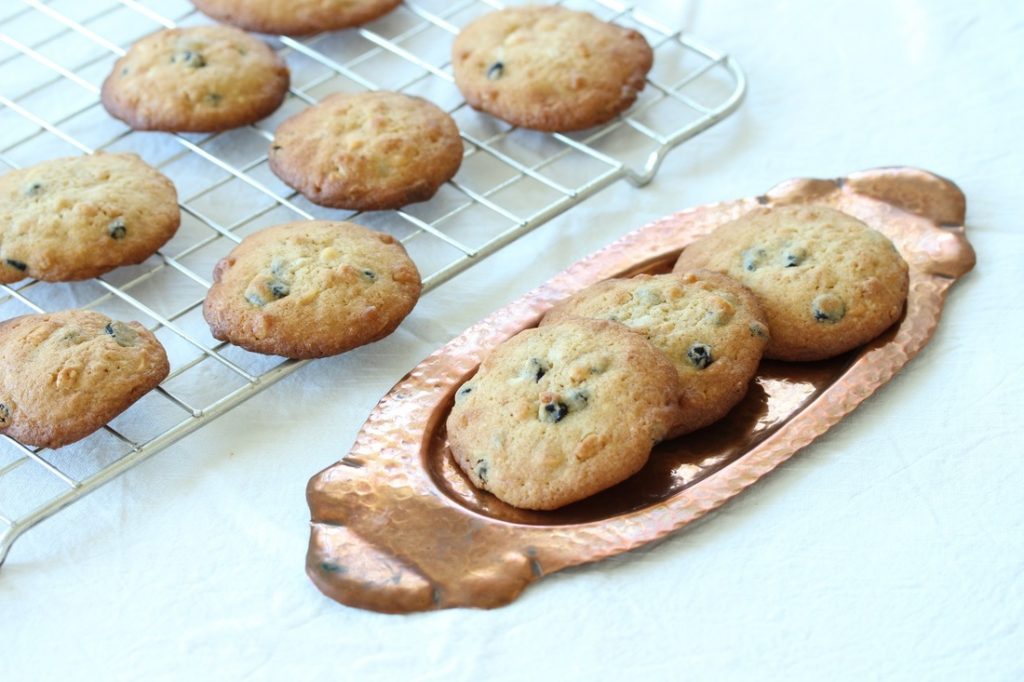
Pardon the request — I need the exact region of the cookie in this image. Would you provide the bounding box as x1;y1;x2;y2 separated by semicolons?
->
203;220;421;358
673;205;909;361
447;318;680;510
0;310;169;449
191;0;401;36
0;153;180;283
542;271;769;436
268;91;463;211
101;25;289;132
451;6;654;132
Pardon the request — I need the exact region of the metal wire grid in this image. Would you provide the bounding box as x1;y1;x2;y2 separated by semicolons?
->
0;0;745;565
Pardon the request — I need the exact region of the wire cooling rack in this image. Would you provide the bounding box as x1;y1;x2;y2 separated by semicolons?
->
0;0;744;565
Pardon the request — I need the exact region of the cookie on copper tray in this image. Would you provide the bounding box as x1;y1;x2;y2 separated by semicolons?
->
451;5;654;131
447;318;680;511
542;271;770;437
673;205;909;361
203;220;421;359
101;25;289;132
0;310;169;449
268;91;463;211
191;0;401;36
0;153;179;283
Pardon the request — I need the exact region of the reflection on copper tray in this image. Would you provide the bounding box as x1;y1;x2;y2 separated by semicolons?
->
306;167;975;613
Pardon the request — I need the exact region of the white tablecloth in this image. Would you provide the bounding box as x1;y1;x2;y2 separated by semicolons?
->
4;0;1022;679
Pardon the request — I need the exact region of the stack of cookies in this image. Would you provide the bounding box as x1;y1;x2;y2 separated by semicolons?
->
448;204;909;510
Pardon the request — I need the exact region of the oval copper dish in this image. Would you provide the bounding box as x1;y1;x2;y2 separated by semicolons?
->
306;167;975;613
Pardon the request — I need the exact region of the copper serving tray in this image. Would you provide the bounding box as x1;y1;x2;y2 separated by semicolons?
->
306;167;975;613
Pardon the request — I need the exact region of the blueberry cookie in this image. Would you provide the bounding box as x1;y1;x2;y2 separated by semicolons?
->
0;310;169;448
447;318;679;510
0;153;180;283
542;271;769;436
101;25;289;132
203;220;421;358
191;0;401;36
269;91;463;211
673;205;909;361
452;6;654;131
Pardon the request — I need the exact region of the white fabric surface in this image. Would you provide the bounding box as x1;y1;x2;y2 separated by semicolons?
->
3;0;1023;679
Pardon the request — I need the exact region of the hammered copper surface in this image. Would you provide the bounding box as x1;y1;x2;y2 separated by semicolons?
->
306;167;975;613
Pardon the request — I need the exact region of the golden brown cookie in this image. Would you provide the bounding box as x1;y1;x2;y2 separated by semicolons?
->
673;205;909;361
268;91;463;211
203;220;421;359
542;271;769;436
191;0;401;36
101;25;289;132
451;6;654;131
447;318;680;510
0;153;180;283
0;310;170;449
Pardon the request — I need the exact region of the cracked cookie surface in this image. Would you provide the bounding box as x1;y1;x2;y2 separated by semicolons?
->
447;318;679;510
269;91;463;211
203;220;421;358
0;153;179;283
0;309;169;448
674;205;909;361
452;6;653;131
542;271;769;436
101;25;289;132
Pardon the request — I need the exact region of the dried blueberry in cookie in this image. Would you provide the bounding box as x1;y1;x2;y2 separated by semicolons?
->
742;247;767;272
105;321;140;347
524;357;550;382
811;293;846;323
108;217;127;240
686;343;713;369
454;383;475;403
783;246;807;267
540;400;570;423
172;49;206;68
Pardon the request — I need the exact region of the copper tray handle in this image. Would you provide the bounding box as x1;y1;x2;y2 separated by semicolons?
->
306;167;975;613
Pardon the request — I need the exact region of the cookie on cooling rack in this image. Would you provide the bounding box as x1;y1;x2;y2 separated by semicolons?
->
451;5;654;132
673;205;910;361
542;271;770;437
203;220;421;359
101;25;289;132
191;0;401;36
268;91;463;211
0;153;179;283
0;310;169;449
447;318;680;510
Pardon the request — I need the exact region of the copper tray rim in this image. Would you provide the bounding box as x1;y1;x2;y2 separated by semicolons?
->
305;166;975;613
